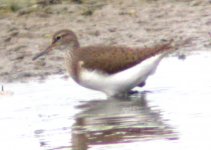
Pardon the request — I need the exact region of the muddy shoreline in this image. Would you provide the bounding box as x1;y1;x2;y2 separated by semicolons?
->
0;0;211;83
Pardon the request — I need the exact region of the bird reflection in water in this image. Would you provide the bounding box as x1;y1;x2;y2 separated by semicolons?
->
72;93;178;150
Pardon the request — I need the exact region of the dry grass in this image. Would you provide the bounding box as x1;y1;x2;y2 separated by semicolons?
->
0;0;163;13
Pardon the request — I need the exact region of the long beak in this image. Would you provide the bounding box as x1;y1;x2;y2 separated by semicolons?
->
32;44;54;61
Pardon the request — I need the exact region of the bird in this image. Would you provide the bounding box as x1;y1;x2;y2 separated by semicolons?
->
33;29;174;97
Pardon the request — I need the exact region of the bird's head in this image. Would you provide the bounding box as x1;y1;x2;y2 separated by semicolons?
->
33;29;79;60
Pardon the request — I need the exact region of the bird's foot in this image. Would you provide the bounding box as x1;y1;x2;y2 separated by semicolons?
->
127;90;139;95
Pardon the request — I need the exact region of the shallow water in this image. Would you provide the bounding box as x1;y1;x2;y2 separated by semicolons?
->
1;52;211;150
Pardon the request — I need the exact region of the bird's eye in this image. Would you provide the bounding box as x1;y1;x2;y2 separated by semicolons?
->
53;35;62;44
56;36;61;41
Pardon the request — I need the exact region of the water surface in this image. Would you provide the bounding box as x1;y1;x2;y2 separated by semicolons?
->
1;52;211;150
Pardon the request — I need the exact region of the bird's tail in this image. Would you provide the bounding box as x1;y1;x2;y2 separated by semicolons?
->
142;39;175;60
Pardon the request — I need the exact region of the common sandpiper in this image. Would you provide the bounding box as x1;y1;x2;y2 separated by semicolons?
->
33;29;174;97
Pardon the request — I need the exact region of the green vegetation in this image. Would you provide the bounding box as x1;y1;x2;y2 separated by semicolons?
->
0;0;36;12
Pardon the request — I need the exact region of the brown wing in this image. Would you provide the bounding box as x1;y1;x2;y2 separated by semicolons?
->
76;42;173;74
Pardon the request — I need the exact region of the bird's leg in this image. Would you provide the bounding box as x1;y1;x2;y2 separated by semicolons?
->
127;82;146;95
137;81;146;87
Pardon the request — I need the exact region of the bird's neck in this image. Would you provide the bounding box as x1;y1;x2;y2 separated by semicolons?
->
65;38;80;59
72;39;80;49
63;38;80;54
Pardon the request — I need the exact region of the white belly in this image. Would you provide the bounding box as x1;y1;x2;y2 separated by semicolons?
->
78;54;166;97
